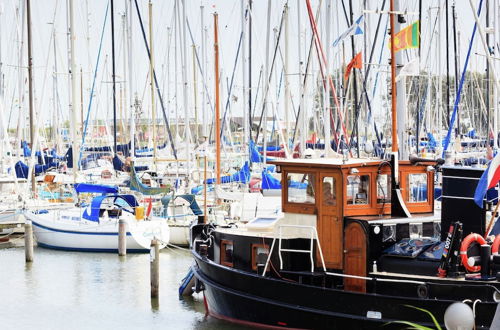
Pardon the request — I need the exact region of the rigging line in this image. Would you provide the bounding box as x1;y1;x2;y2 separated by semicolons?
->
254;6;286;143
442;0;484;157
219;9;248;141
351;0;387;150
133;0;177;159
79;1;109;166
184;19;216;135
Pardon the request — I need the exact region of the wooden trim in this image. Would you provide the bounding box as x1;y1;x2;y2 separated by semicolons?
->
251;244;270;271
282;169;317;215
220;239;234;267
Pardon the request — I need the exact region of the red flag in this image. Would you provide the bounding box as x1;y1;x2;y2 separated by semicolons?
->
344;52;362;82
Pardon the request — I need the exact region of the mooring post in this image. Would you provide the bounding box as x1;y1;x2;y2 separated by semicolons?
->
24;218;33;263
118;218;127;256
150;238;159;297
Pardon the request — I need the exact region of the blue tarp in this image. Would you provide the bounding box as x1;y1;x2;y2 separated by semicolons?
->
74;183;119;194
82;194;139;222
205;161;250;185
191;185;214;195
14;160;58;178
262;170;281;190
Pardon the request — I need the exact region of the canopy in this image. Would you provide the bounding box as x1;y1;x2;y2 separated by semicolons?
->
205;161;250;185
82;194;139;222
74;183;119;194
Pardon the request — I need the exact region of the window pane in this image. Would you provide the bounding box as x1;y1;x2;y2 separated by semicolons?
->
322;177;336;206
347;174;369;205
376;174;391;204
225;244;233;262
287;173;315;204
408;173;428;203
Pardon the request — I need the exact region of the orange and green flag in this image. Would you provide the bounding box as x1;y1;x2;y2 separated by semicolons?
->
389;20;420;52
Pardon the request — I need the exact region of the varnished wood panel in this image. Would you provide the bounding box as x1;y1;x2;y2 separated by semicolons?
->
344;222;367;293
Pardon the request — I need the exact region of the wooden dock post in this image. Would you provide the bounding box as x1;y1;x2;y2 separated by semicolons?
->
118;218;127;256
24;219;34;263
150;239;159;298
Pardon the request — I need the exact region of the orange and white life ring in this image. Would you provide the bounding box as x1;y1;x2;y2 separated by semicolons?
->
460;233;487;273
491;235;500;256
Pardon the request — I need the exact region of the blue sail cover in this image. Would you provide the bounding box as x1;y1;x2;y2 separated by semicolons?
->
82;194;139;222
262;170;281;190
191;185;214;195
205;161;250;185
74;183;119;194
14;160;58;178
170;194;203;216
249;140;263;163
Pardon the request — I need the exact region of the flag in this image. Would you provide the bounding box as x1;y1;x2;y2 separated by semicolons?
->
474;153;500;207
333;15;363;47
389;20;420;52
344;52;362;82
396;57;420;82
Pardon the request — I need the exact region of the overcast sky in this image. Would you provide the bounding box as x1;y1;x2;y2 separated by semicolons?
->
0;0;495;139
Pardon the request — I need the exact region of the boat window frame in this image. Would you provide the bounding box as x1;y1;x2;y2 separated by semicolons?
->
282;169;317;214
251;243;270;271
220;239;234;267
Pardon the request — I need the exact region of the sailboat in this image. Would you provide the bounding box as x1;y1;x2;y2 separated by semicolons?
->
187;1;499;328
26;183;169;252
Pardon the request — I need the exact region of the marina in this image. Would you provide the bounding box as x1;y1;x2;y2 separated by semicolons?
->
1;0;500;328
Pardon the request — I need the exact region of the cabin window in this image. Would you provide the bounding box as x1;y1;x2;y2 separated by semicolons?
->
347;174;369;205
408;173;428;203
251;244;270;271
221;240;234;267
322;177;337;206
287;173;315;204
376;174;391;204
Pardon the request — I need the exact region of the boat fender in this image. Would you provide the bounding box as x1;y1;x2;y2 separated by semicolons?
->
460;233;486;273
491;235;500;255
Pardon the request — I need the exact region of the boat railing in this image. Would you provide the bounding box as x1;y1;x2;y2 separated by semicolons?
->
262;224;326;275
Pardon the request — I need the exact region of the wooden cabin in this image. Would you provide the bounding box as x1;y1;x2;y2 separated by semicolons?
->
270;158;435;291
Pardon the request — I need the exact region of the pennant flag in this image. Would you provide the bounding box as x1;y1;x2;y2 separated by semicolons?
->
333;15;363;47
389;20;420;52
474;153;500;207
396;57;420;82
344;52;362;82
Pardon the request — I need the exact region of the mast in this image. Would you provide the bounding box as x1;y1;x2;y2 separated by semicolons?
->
284;2;290;151
486;0;491;144
348;0;360;157
445;0;450;127
128;0;135;157
26;0;35;191
111;0;117;156
182;0;191;182
390;0;411;217
200;5;207;138
148;0;156;160
214;12;221;186
262;0;271;165
241;0;247;156
452;2;459;135
248;0;252;144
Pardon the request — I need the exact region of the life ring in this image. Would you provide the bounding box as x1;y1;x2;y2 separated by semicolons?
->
460;233;487;273
492;235;500;255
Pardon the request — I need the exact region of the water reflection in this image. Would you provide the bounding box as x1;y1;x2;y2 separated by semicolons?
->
0;245;251;329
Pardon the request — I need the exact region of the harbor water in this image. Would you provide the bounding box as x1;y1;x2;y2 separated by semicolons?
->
0;241;249;330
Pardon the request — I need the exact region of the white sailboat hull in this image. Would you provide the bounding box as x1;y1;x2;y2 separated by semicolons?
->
26;210;169;253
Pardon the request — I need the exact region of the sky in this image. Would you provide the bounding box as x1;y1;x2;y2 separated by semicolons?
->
0;0;496;142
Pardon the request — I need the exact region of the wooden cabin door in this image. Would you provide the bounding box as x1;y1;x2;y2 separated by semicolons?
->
344;222;367;293
317;173;343;269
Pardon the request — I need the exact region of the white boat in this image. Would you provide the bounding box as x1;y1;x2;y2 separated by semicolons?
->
25;184;169;252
